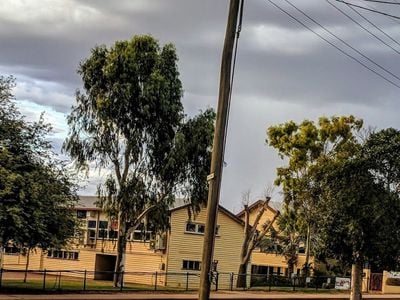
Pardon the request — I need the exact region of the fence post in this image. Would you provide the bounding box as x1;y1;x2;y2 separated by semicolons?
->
185;272;189;291
83;270;87;291
292;275;296;291
42;269;46;290
230;272;233;291
269;275;272;292
0;268;3;289
58;271;62;290
155;271;158;291
120;271;124;291
215;272;219;291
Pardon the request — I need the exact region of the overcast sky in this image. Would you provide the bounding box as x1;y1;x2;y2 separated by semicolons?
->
2;0;400;212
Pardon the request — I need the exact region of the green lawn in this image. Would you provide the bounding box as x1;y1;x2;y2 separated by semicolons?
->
0;277;193;293
0;274;348;294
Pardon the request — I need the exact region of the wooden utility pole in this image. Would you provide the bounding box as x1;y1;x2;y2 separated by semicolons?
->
198;1;241;299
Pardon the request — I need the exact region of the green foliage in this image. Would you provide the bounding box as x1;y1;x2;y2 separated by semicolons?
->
63;35;214;280
268;115;400;272
276;206;305;266
310;157;400;268
0;75;78;250
64;35;213;214
267;116;363;273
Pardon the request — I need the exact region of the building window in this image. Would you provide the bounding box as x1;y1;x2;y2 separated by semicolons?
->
88;220;97;229
261;244;282;254
182;260;201;271
88;229;96;240
197;224;205;233
4;246;20;255
108;229;118;239
186;223;196;232
185;223;219;235
130;230;153;241
77;210;87;219
98;228;108;239
99;221;108;229
47;249;79;260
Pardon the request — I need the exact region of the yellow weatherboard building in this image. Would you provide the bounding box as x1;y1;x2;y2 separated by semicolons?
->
1;196;249;288
236;200;315;278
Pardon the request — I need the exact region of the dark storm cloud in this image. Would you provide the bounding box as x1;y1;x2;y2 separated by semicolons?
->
2;0;400;209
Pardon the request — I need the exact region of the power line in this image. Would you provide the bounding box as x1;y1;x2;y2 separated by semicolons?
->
358;0;400;4
334;0;400;20
327;0;400;55
280;0;400;83
264;0;400;89
346;3;400;48
361;0;400;24
224;0;244;159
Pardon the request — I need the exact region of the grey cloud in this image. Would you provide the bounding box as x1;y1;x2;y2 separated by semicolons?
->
2;0;400;210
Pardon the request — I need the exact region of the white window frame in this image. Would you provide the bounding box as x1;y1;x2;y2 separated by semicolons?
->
185;222;220;236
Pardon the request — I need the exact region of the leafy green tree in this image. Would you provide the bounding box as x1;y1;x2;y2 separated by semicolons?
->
276;205;307;276
310;154;400;300
268;117;400;300
63;35;214;286
363;128;400;190
267;116;363;275
0;76;78;280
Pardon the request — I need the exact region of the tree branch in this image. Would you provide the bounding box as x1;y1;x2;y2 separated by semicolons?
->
122;143;132;183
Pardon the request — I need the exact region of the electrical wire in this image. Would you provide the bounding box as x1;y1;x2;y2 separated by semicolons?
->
283;0;400;82
361;0;400;24
334;0;400;20
265;0;400;89
346;3;400;48
327;0;400;55
223;0;245;163
358;0;400;4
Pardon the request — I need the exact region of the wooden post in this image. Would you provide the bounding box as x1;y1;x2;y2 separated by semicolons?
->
83;269;87;291
42;269;46;290
198;1;241;299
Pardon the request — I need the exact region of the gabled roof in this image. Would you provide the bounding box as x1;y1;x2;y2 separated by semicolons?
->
76;196;244;226
170;203;245;226
236;199;282;218
75;196;101;211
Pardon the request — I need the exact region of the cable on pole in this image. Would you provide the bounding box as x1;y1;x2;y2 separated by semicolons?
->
265;0;400;89
327;0;400;55
357;0;400;4
334;0;400;20
283;0;400;82
223;0;245;166
346;2;400;48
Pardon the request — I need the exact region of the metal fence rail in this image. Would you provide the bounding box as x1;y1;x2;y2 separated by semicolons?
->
0;268;349;292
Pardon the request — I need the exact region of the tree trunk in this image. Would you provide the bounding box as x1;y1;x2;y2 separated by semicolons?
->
23;249;30;283
350;263;362;300
236;263;248;289
113;214;127;287
303;225;311;276
287;260;294;278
